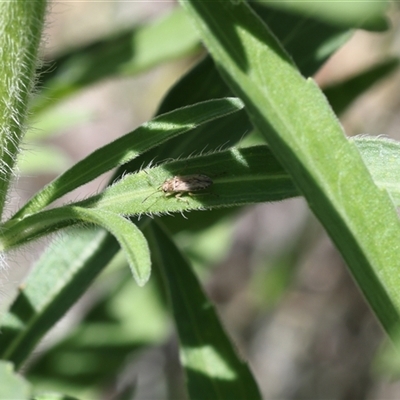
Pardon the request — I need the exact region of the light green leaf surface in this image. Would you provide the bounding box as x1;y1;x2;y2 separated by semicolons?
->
180;0;400;340
0;361;31;399
78;145;296;215
353;136;400;206
13;98;243;220
146;222;261;400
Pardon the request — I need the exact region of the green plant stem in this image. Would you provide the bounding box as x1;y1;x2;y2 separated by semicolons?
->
0;0;47;218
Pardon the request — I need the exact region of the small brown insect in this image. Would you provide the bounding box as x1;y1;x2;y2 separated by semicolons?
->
162;174;213;199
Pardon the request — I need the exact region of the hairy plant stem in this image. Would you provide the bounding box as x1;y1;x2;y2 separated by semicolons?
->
0;0;47;219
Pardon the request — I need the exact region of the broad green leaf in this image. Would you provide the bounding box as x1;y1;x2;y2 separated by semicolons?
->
145;221;261;400
0;228;120;368
0;361;31;399
180;1;400;340
31;7;201;115
13;98;244;219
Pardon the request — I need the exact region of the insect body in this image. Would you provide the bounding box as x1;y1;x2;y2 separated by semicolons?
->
162;174;213;198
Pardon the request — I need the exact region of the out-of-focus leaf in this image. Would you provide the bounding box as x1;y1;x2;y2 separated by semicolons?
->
254;0;389;30
251;2;353;77
33;393;79;400
26;108;92;140
17;145;70;175
0;361;31;399
32;7;201;115
324;59;399;115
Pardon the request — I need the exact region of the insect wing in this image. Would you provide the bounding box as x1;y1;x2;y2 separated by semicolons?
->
162;174;213;194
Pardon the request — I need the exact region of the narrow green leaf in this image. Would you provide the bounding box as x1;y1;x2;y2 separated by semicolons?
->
180;1;400;339
0;361;31;399
13;98;244;219
67;208;151;286
146;222;261;400
3;206;150;286
0;228;120;368
78;145;297;215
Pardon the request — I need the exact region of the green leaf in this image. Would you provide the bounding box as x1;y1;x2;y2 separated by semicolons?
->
145;221;261;400
179;1;400;340
68;208;151;286
0;361;31;399
0;228;120;368
78;145;297;215
353;136;400;206
13;98;244;219
3;206;151;285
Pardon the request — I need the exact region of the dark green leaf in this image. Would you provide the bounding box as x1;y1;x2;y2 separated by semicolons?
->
146;222;261;400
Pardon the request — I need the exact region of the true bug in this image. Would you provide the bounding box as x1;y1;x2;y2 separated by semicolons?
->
162;174;213;198
142;174;213;203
